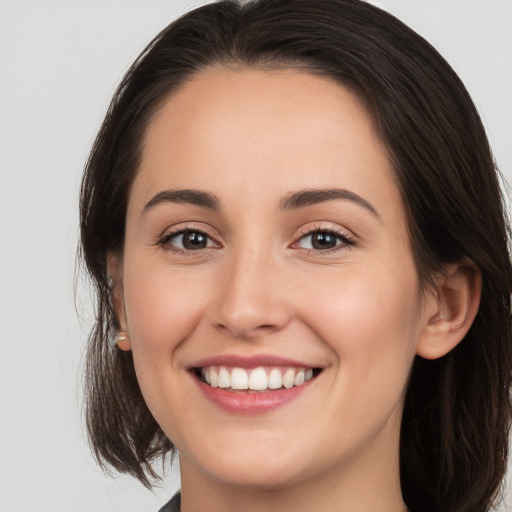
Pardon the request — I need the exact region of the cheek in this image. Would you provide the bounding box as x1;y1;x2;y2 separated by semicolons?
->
297;259;421;382
121;260;212;427
122;261;208;358
294;263;422;452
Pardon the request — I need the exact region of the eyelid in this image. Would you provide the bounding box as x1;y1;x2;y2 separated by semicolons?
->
291;223;356;253
158;223;222;251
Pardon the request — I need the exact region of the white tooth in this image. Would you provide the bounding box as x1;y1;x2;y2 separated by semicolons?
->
268;368;283;389
203;368;211;385
210;368;219;387
248;367;268;391
230;367;249;390
305;368;313;381
218;366;230;388
294;369;305;386
282;368;295;389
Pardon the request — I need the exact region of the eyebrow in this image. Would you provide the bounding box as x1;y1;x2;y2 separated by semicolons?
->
143;187;379;218
143;189;220;213
279;188;379;218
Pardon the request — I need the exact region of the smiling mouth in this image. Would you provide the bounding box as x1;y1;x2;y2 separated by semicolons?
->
193;365;323;393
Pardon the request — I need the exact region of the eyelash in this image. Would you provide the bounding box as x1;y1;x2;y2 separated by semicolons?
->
294;225;355;255
158;224;355;255
158;225;218;255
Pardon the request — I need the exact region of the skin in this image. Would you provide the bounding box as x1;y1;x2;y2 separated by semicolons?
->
114;68;480;512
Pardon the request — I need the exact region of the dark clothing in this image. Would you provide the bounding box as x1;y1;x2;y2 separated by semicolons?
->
158;491;181;512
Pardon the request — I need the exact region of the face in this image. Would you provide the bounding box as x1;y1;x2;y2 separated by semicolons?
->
118;68;432;491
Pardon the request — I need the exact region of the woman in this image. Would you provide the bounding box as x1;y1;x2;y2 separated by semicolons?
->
79;1;512;511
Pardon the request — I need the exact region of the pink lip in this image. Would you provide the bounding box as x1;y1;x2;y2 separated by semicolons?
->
194;377;314;415
189;354;316;369
188;353;321;415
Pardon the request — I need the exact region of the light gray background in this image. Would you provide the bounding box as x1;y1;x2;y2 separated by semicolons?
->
0;1;510;511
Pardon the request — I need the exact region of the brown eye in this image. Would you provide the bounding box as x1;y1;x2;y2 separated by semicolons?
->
297;229;352;251
310;232;338;250
163;229;215;251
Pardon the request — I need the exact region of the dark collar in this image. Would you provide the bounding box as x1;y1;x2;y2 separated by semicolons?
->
158;491;181;512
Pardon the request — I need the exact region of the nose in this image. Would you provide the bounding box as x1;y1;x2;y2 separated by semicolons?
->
207;245;292;340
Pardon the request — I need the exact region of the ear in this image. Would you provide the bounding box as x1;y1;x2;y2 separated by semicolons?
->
416;261;481;360
107;253;132;352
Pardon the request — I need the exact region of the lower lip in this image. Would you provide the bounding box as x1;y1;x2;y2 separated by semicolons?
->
194;376;314;415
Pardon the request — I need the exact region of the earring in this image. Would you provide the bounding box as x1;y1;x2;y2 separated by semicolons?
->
117;332;129;346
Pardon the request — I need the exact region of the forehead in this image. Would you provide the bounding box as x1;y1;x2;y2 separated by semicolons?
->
132;67;401;222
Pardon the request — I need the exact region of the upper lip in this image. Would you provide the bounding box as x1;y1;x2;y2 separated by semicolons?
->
188;354;319;369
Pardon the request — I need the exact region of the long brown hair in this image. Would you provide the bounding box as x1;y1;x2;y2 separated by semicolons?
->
79;1;512;510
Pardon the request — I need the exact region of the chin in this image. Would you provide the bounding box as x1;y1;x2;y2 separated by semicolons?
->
178;434;316;491
205;458;308;490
